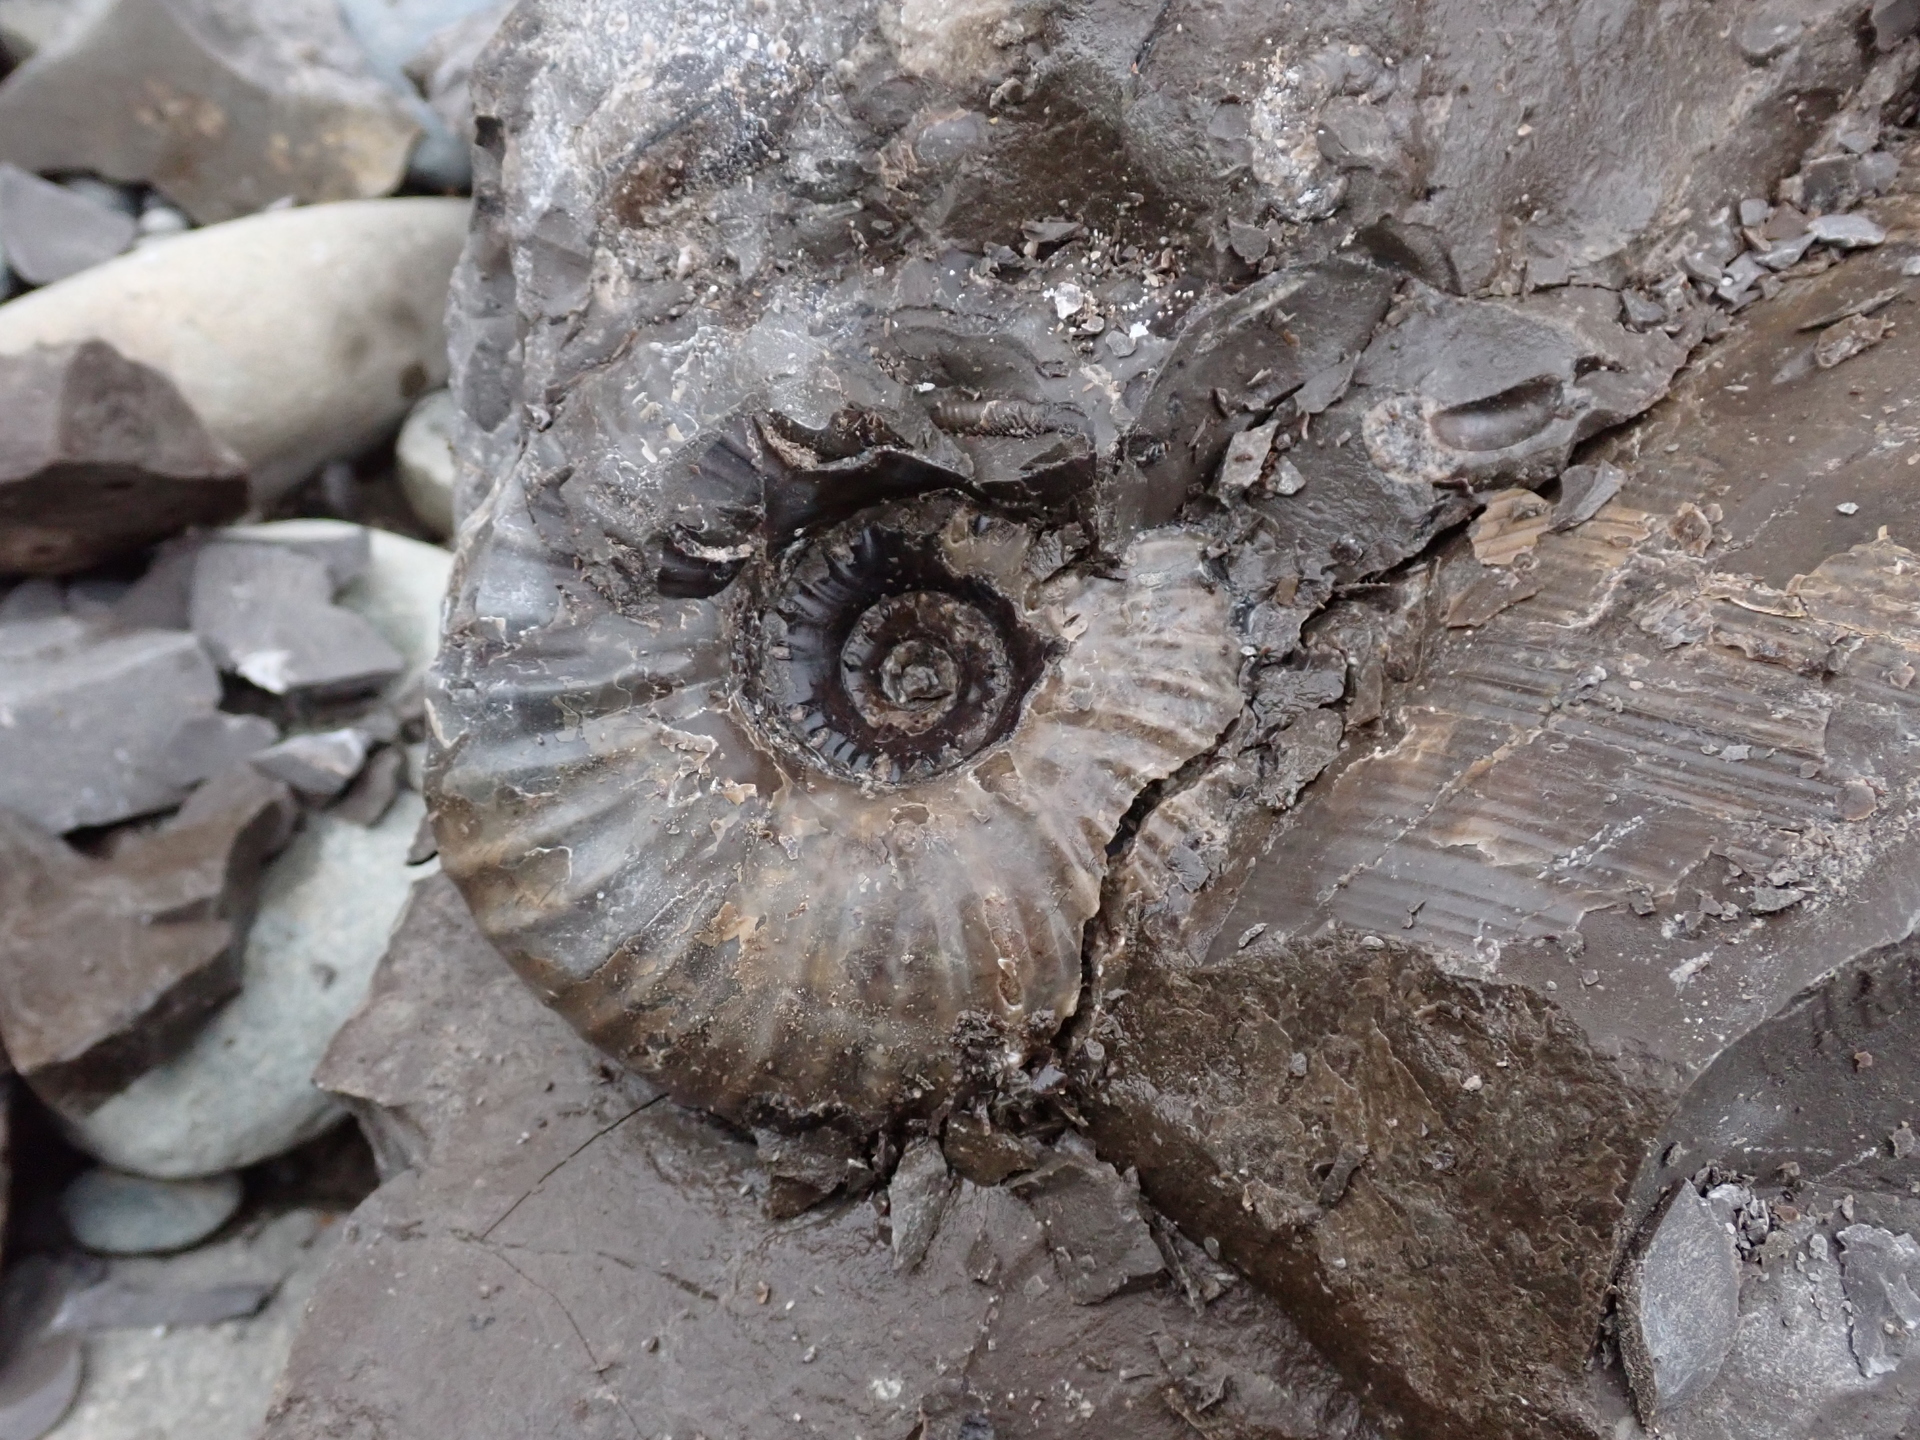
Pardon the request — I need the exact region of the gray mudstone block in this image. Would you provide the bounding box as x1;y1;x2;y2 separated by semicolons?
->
259;876;1377;1440
189;542;404;698
0;0;417;223
0;338;247;576
0;619;248;833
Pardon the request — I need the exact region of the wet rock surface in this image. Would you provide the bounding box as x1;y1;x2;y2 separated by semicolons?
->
263;875;1378;1440
0;339;246;576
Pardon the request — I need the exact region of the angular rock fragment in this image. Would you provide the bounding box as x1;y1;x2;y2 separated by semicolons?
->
56;794;429;1178
0;164;134;284
190;543;403;698
1618;1186;1741;1422
0;765;296;1111
0;0;417;223
0;619;257;833
1838;1224;1920;1379
250;730;372;800
263;876;1376;1440
0;200;467;503
216;520;371;590
1007;1137;1168;1305
0;339;246;576
887;1139;954;1273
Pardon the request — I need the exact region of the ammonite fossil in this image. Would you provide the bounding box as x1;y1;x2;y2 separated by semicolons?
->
432;416;1239;1124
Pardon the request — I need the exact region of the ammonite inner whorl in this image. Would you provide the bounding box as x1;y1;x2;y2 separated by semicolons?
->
430;485;1240;1127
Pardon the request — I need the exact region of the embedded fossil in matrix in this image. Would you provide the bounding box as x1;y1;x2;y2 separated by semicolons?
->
427;0;1699;1129
424;0;1920;1434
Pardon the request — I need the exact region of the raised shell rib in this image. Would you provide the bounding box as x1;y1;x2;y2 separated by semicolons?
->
430;477;1240;1125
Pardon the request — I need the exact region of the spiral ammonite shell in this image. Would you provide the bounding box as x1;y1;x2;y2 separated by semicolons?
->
431;465;1240;1126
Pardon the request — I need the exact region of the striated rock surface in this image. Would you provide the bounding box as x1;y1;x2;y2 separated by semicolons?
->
263;875;1379;1440
0;0;417;222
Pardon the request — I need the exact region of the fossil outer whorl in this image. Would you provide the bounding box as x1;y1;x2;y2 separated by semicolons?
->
430;481;1239;1126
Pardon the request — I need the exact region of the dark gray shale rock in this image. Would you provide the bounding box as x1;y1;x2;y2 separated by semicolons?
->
427;0;1916;1433
263;875;1380;1440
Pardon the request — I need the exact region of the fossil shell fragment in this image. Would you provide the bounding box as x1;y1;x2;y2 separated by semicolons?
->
431;470;1239;1126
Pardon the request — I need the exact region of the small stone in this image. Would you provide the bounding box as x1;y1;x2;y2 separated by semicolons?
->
1815;317;1890;371
0;339;247;576
190;543;404;698
332;745;406;826
1872;0;1920;49
0;164;134;284
1891;1123;1917;1159
889;1139;955;1273
940;1113;1041;1187
154;712;282;789
0;199;467;504
1620;1187;1740;1422
1836;501;1862;515
0;765;297;1110
56;793;434;1177
395;390;458;538
1216;421;1277;495
1008;1140;1166;1304
1052;283;1085;321
1551;461;1626;531
61;1169;243;1255
1838;779;1878;822
1271;455;1306;496
0;1329;80;1440
0;0;417;223
1808;213;1887;249
1748;883;1806;914
251;730;372;799
1461;1074;1484;1092
217;520;372;590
